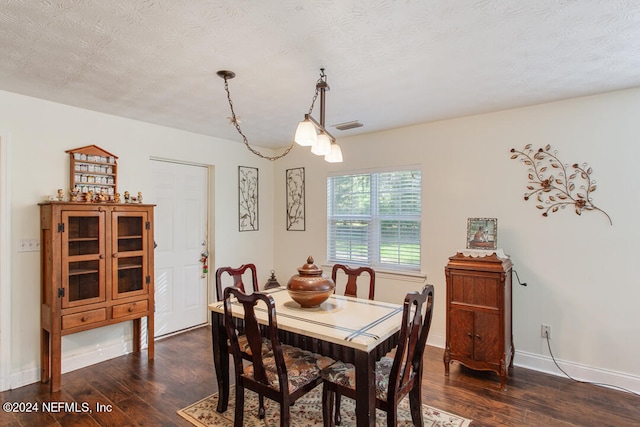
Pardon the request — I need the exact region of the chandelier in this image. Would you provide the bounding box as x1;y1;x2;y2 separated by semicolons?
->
217;68;343;162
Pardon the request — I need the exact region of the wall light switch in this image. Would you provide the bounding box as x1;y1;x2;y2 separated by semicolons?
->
18;238;40;252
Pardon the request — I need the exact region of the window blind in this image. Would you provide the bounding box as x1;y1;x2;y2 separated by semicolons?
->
327;168;421;270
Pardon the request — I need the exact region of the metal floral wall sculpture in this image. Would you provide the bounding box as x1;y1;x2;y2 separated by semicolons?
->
510;144;612;225
286;167;305;231
238;166;259;231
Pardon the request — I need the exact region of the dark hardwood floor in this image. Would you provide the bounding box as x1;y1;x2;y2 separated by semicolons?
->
1;325;638;426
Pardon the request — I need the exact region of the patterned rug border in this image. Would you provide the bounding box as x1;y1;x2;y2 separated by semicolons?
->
178;385;472;427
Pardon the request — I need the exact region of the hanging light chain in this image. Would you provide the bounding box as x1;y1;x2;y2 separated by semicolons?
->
307;80;321;116
306;70;327;115
221;74;294;161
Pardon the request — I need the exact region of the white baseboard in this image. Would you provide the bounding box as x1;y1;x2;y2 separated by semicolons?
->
513;349;640;394
427;332;446;349
427;334;640;395
8;339;137;391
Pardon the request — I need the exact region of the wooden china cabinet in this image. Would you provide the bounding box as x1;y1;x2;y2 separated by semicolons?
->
443;252;513;389
39;201;155;392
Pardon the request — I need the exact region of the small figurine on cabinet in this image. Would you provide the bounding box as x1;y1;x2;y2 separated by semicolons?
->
114;193;121;203
56;189;64;201
137;192;143;203
85;190;94;203
69;187;79;202
98;190;107;202
124;191;130;203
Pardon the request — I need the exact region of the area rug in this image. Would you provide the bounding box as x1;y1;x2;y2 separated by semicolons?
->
178;385;472;427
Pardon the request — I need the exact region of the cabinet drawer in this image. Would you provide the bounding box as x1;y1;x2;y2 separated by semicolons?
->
62;308;106;330
113;300;148;319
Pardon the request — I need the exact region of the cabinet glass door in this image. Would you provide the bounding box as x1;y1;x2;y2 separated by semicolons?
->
111;210;148;299
61;210;106;308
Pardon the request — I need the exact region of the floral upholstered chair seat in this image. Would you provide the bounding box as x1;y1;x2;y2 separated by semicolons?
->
236;334;272;356
243;344;335;394
322;356;405;402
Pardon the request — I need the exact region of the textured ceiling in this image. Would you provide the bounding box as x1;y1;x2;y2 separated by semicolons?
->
1;0;640;150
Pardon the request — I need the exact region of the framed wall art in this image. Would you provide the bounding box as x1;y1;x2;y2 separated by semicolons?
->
238;166;259;231
286;167;305;231
466;218;497;250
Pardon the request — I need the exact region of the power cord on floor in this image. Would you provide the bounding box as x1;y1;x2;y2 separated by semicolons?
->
544;331;640;397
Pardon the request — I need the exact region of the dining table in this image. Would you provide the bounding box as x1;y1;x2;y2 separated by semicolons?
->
209;286;404;427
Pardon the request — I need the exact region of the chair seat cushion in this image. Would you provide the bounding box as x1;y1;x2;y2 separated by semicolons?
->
237;334;271;356
243;344;335;393
322;356;398;401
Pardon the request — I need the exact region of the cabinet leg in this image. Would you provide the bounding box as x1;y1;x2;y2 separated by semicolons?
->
443;348;450;376
500;375;507;390
147;314;154;360
132;318;141;353
41;329;50;384
50;332;61;392
131;317;154;359
500;360;508;390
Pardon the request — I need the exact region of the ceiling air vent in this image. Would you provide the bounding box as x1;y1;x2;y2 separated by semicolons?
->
333;120;363;131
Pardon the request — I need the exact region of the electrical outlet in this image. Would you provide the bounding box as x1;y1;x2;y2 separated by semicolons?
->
541;324;552;339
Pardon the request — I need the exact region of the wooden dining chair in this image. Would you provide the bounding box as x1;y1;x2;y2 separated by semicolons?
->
215;264;270;358
321;284;435;427
223;286;335;426
331;264;375;300
215;263;259;301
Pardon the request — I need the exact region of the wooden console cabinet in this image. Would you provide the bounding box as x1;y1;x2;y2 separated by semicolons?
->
40;202;155;392
443;252;513;389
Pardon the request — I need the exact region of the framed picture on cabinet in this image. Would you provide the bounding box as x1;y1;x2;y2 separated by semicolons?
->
238;166;259;231
466;217;497;250
286;167;305;231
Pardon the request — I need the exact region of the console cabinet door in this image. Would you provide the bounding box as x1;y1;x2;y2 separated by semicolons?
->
450;308;500;362
111;209;150;299
60;210;106;308
449;307;474;358
473;310;501;362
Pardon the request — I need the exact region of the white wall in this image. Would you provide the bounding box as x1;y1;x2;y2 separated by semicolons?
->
273;87;640;392
0;89;276;389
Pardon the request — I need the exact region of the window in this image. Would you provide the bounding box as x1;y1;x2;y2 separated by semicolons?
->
327;167;421;271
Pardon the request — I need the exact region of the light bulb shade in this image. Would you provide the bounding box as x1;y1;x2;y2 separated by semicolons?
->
294;119;317;146
325;143;343;163
311;133;331;156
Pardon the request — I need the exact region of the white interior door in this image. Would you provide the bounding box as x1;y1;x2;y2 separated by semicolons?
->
151;160;209;336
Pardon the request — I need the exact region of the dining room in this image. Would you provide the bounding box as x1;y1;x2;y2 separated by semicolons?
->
2;1;640;426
